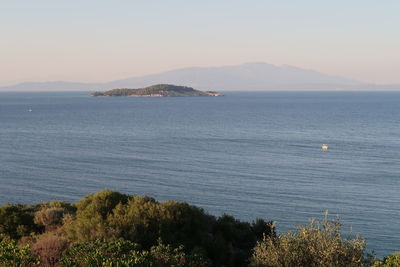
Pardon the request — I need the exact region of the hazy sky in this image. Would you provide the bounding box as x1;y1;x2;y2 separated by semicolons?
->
1;1;399;86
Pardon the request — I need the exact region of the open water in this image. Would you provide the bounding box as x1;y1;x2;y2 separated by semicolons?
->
0;91;399;257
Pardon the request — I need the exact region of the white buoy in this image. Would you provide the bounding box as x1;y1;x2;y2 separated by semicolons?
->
321;144;329;151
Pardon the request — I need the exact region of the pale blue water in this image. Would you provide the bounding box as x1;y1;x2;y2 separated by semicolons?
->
0;91;399;257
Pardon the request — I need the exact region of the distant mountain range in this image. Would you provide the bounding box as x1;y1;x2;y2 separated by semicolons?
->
1;63;399;91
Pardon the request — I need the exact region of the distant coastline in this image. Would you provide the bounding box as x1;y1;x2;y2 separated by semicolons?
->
91;84;223;97
3;63;400;92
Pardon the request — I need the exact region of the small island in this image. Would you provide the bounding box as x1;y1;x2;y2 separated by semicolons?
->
91;84;223;97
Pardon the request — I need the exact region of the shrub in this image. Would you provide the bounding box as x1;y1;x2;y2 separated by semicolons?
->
0;237;39;266
35;201;76;214
251;213;372;267
63;190;129;241
63;190;275;266
60;238;210;267
150;242;211;267
32;232;68;267
372;253;400;267
107;195;163;248
251;219;276;240
158;201;212;250
75;190;129;220
34;207;68;230
0;204;41;239
210;215;275;266
60;238;143;266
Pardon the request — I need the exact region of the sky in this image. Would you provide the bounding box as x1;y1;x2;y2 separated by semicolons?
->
1;0;399;86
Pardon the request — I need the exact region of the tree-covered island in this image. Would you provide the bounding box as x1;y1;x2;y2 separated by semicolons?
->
91;84;223;97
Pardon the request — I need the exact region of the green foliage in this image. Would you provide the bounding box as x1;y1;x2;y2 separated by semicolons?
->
0;203;41;239
150;242;211;267
76;190;129;220
64;190;129;241
372;253;400;267
63;190;275;266
67;193;212;249
34;200;76;213
60;238;210;267
210;215;275;266
106;195;163;248
157;201;211;250
34;207;69;230
0;237;40;266
251;213;372;267
251;219;276;240
60;238;144;266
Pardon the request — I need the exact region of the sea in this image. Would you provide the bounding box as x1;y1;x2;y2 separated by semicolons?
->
0;91;399;257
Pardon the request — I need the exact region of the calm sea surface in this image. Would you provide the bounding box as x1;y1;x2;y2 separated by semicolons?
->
0;91;399;256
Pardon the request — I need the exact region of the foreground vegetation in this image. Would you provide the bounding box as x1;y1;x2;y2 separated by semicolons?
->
0;190;398;266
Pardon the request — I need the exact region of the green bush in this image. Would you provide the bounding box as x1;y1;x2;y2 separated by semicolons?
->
63;190;129;241
150;242;211;267
60;238;143;266
62;190;275;267
372;253;400;267
0;237;40;266
106;195;164;247
156;201;212;250
60;238;210;267
34;207;69;231
210;215;275;266
251;213;372;267
0;190;275;266
0;203;41;239
34;200;76;214
66;192;212;250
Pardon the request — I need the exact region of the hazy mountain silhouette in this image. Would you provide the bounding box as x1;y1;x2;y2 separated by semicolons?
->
104;62;361;91
1;62;397;91
0;81;101;91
